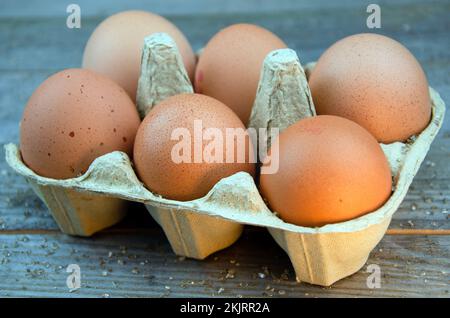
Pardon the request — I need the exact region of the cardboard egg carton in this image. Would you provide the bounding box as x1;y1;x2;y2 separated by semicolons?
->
5;33;445;286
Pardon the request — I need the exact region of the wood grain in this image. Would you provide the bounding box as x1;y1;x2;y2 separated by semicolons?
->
0;228;448;298
1;0;449;231
0;0;448;297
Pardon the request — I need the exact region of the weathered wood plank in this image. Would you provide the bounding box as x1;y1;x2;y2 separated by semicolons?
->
0;0;448;298
0;229;448;297
0;1;449;231
1;2;450;73
1;0;448;18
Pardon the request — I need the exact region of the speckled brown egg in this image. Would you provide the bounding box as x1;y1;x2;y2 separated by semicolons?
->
20;68;141;179
260;115;392;227
133;93;255;201
309;33;431;143
195;23;286;126
82;10;196;101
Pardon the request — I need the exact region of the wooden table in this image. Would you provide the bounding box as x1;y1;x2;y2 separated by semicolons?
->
0;0;448;297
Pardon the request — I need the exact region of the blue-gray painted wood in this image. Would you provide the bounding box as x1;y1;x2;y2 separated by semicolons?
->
0;0;449;297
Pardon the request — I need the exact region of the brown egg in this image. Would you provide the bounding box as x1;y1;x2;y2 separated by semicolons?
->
309;33;431;143
134;93;255;201
82;10;196;101
260;115;392;227
195;23;286;126
20;68;141;179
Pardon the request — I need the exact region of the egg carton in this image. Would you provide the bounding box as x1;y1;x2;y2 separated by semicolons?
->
5;33;445;286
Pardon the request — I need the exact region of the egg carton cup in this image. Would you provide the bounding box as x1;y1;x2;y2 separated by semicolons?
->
5;33;445;286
